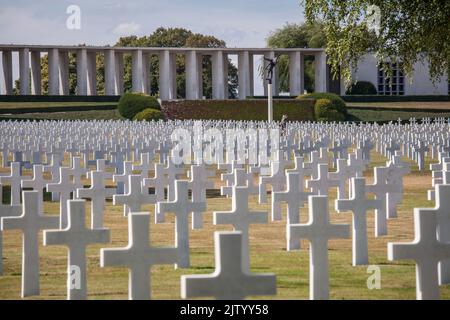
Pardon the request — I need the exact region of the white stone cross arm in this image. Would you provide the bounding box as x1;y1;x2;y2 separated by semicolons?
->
181;231;277;300
43;199;110;300
100;212;178;300
388;209;450;300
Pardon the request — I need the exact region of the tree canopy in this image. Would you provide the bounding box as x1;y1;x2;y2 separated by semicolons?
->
302;0;450;85
266;22;326;92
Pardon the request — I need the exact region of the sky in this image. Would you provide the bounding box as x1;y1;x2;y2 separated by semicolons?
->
0;0;305;47
0;0;306;94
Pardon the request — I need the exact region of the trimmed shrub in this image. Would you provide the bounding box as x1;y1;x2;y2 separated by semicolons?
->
297;92;347;115
314;99;345;122
346;81;377;95
118;93;160;120
133;108;165;122
161;99;315;121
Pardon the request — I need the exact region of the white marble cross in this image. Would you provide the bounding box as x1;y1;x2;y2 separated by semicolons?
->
181;231;276;300
157;180;206;268
1;191;59;297
113;175;155;216
273;172;311;251
388;209;450;300
43;199;110;300
100;212;178;300
335;178;382;265
47;167;77;229
288;195;349;300
68;157;88;190
366;166;395;237
77;171;116;229
133;152;153;180
259;161;286;221
0;184;21;275
143;163;168;223
43;153;61;201
21;164;47;214
113;161;133;195
307;164;340;196
0;162;24;206
188;164;214;229
416;184;450;285
214;185;267;271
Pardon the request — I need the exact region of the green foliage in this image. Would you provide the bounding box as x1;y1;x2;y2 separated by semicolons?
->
161;100;315;121
314;98;345;122
118;93;160;120
297;92;347;115
303;0;450;86
266;22;327;92
133;108;165;121
346;81;377;95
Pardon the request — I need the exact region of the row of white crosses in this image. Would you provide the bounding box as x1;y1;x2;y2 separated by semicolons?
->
0;118;450;300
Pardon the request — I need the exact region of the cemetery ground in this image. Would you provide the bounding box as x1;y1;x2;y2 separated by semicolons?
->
1;151;449;300
0;100;449;123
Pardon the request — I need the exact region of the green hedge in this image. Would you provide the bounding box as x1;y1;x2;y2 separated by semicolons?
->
297;92;347;116
133;108;165;121
161;99;315;121
346;81;377;95
314;99;345;122
0;95;120;103
118;93;161;120
0;104;117;115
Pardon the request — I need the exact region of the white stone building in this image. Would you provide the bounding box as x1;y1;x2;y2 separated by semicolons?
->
339;53;449;96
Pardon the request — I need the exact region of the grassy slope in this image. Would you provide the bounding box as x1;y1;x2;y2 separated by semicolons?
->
0;152;449;300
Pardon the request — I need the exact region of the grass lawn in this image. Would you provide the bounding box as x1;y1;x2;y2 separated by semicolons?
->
0;151;449;300
347;101;450;110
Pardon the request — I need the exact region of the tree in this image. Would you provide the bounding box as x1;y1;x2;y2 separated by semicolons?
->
26;27;238;98
302;0;450;86
266;22;327;92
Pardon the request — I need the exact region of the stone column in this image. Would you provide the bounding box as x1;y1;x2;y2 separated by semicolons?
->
77;49;88;95
132;49;144;93
159;50;176;100
87;51;97;95
59;51;70;95
263;51;278;96
315;51;328;93
19;48;30;95
238;51;251;100
186;50;199;100
48;48;60;95
212;51;225;99
30;51;41;95
197;54;204;99
223;53;229;98
1;51;13;95
289;51;303;96
104;49;116;95
115;52;124;95
142;53;150;94
249;53;254;97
